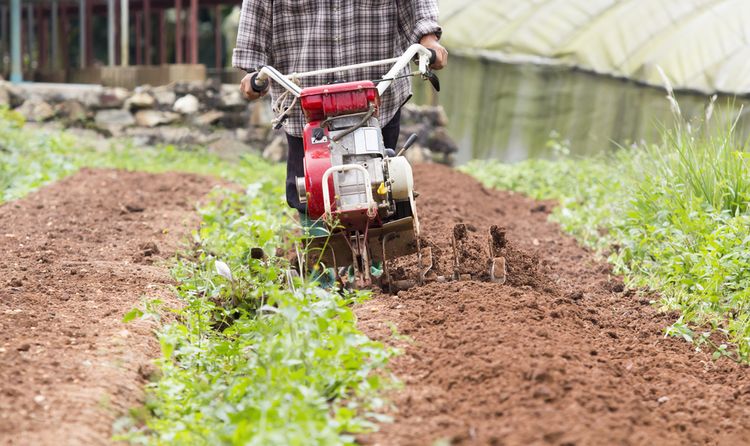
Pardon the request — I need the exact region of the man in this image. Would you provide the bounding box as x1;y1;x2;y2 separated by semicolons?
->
233;0;447;216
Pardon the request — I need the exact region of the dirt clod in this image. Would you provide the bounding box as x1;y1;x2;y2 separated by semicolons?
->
124;203;145;213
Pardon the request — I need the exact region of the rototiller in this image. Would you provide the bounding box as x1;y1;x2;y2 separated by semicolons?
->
251;44;506;291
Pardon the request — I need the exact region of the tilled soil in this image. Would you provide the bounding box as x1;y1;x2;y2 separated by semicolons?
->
0;169;217;445
357;164;750;446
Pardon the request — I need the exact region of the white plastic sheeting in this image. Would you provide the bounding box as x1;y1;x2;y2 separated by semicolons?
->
440;0;750;94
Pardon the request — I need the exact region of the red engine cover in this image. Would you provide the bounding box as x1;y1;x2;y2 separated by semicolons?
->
303;122;334;219
300;81;380;123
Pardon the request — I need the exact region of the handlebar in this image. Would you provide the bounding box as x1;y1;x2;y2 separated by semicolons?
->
250;72;268;94
253;44;435;99
427;49;437;65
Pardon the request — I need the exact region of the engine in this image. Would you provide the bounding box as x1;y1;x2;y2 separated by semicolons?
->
296;81;416;233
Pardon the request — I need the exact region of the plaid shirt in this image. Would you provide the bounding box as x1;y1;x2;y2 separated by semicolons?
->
232;0;442;137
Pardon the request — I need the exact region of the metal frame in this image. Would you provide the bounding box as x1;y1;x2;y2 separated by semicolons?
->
256;43;434;98
321;164;376;217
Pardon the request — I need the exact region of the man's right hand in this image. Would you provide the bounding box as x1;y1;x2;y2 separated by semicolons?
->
240;72;269;101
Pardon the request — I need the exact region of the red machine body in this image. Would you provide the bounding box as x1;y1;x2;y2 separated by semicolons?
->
301;81;381;220
300;81;380;122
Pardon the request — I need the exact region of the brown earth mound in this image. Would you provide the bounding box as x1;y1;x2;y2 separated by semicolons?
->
357;164;750;446
0;169;217;445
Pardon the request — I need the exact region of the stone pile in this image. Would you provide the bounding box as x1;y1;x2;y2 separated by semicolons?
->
0;80;458;164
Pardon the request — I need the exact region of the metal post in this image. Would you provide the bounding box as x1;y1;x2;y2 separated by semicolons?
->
214;5;221;69
1;5;8;77
51;1;59;70
189;0;197;64
85;0;92;66
10;0;21;82
175;0;182;63
120;0;128;66
38;6;47;72
78;0;85;68
61;2;69;68
135;12;142;65
144;0;151;64
107;0;114;65
27;3;34;71
158;9;166;64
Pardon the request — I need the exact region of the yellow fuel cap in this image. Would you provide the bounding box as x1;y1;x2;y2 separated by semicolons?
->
377;182;387;196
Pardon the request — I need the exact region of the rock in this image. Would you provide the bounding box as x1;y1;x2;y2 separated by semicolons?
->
217;84;246;111
124;92;156;110
193;110;225;126
249;100;273;126
94;109;135;129
4;83;25;108
15;98;55;122
425;127;459;155
242;126;271;144
218;111;248;128
173;94;200;114
0;85;9;107
405;144;431;164
55;100;88;122
122;126;161;145
156;126;205;145
208;137;254;159
151;86;176;107
97;87;130;109
262;135;287;162
174;80;213;98
134;110;180;127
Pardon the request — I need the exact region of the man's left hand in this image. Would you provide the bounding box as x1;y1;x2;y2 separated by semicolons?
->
419;34;448;70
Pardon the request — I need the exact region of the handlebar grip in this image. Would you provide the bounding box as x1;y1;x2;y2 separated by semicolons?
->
250;72;268;94
427;49;437;65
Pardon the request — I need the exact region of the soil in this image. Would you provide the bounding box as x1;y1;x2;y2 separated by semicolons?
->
357;164;750;446
0;169;217;445
2;163;750;446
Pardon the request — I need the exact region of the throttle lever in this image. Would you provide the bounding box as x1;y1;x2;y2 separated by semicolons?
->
396;133;419;157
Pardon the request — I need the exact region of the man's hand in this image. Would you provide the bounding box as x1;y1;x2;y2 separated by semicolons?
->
419;34;448;70
240;72;269;101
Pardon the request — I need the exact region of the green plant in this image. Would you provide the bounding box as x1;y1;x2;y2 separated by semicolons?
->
120;186;396;445
464;101;750;362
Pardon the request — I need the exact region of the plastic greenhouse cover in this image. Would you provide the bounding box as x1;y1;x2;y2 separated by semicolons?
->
439;0;750;94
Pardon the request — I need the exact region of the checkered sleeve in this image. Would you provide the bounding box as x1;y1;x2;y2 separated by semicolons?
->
398;0;443;44
232;0;272;72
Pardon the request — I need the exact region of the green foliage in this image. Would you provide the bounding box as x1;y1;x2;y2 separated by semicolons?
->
0;115;395;443
122;185;395;445
464;111;750;362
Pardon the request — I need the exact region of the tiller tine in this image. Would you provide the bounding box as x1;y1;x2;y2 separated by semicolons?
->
452;224;471;281
488;225;507;284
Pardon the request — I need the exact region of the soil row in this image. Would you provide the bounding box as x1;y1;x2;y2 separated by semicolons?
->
357;164;750;446
0;169;217;445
